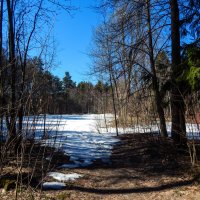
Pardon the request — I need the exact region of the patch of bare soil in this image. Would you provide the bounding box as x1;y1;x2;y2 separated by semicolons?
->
1;134;200;199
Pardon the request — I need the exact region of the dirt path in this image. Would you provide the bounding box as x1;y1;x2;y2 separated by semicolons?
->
1;133;200;200
41;134;200;200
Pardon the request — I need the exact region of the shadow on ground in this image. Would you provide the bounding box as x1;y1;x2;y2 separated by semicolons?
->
65;177;197;194
59;133;199;197
1;133;200;199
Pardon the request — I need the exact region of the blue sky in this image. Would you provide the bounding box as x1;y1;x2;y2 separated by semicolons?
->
51;0;101;84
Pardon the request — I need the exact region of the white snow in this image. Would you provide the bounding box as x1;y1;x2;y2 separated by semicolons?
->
42;182;66;190
28;114;120;168
15;114;199;169
47;172;82;181
2;113;198;191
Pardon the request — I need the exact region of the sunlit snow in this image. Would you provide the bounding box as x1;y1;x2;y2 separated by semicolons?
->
47;172;83;182
20;114;200;168
23;114;120;168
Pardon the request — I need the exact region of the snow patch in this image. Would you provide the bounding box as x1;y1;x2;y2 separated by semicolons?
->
42;182;66;190
47;172;83;182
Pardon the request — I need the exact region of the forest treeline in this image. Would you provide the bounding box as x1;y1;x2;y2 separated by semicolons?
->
0;53;113;116
1;56;113;115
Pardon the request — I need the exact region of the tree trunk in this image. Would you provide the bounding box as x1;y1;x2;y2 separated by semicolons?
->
0;0;3;132
6;0;17;138
146;0;168;137
170;0;186;144
18;61;26;137
109;69;119;136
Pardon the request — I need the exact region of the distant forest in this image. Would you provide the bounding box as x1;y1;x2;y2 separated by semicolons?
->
0;54;113;115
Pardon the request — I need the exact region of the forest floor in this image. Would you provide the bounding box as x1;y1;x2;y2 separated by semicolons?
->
1;133;200;199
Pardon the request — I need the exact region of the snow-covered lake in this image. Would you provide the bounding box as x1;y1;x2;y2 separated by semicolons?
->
23;114;120;168
3;114;199;188
20;114;200;169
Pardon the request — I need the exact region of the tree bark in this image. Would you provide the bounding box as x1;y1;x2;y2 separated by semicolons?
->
170;0;186;144
0;0;3;132
109;67;119;136
6;0;17;138
146;0;168;137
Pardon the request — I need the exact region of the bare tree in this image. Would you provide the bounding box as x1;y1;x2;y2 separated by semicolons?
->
146;0;167;137
93;0;170;136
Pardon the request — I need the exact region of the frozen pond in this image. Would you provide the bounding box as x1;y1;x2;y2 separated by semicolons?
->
7;114;199;168
23;114;120;168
